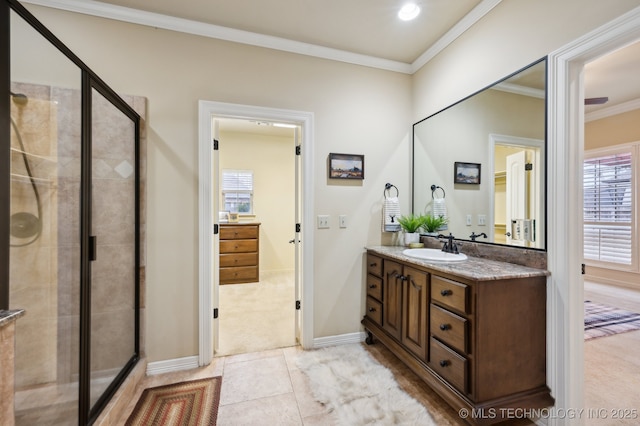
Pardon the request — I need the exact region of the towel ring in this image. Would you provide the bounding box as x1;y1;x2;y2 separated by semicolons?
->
431;185;446;199
384;183;399;198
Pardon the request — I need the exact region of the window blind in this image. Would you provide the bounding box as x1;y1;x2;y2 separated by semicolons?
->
222;170;253;213
583;151;633;265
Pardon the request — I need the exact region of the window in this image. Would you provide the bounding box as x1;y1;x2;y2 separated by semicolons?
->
222;170;253;213
583;145;636;268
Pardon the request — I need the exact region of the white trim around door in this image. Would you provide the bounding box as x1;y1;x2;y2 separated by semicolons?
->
546;6;640;425
198;101;315;366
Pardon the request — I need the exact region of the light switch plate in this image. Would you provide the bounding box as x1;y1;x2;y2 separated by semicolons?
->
317;215;330;229
478;214;486;226
339;215;347;228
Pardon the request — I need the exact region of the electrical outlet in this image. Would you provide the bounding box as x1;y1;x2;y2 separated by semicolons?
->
478;214;486;226
339;215;347;228
466;214;472;226
317;215;330;229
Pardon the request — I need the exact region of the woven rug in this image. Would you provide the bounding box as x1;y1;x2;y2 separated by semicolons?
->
125;377;221;426
584;300;640;340
296;344;435;425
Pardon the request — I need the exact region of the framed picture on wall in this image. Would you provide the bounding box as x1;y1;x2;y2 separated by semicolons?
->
454;162;481;184
329;153;364;179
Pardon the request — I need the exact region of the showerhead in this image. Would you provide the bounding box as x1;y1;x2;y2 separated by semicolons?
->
10;91;28;106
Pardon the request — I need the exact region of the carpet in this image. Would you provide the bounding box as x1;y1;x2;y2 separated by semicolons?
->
584;300;640;340
296;344;435;425
125;377;222;426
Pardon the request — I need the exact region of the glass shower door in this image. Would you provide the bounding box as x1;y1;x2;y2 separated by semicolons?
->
88;86;138;412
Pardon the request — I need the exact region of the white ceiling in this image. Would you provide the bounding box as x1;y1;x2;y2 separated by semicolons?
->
24;0;640;123
76;0;485;65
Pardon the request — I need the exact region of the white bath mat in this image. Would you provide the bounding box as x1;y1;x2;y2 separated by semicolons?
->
296;343;436;425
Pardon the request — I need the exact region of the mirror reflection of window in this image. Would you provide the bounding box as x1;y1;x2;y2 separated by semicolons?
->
222;169;253;213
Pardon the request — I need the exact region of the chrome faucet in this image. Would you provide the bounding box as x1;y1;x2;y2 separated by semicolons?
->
438;233;459;254
469;232;488;241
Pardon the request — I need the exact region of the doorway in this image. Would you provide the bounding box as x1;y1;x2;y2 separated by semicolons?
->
547;6;640;421
215;118;297;356
197;101;314;366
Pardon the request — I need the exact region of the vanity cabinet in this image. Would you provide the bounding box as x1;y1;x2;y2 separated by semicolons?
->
219;223;260;284
362;248;553;425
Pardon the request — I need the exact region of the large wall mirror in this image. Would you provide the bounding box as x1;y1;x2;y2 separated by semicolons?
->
412;57;547;250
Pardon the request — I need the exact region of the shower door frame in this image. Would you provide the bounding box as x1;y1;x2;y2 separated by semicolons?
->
1;1;141;424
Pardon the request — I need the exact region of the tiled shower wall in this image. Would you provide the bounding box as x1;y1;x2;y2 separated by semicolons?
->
9;82;146;389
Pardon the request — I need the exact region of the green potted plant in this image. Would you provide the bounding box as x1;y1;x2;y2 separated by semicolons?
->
422;214;448;235
397;213;424;246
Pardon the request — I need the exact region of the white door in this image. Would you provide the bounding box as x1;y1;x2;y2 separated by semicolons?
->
212;119;220;354
293;127;302;342
506;151;526;246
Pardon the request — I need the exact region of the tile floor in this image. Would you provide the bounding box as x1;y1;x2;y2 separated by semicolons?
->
115;279;640;425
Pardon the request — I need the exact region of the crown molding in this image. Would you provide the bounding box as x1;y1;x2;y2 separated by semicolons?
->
493;82;545;99
21;0;501;75
410;0;503;74
585;98;640;122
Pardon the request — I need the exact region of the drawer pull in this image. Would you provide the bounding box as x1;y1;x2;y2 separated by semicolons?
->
439;323;451;331
368;307;377;313
439;360;450;367
369;284;377;289
440;289;453;296
369;262;377;267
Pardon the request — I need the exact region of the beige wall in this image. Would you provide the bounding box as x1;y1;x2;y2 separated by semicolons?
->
585;110;640;288
25;5;412;362
219;130;295;272
412;0;640;122
22;0;640;363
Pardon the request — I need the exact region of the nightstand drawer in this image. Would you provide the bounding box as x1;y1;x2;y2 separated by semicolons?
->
366;296;382;326
220;253;258;267
431;304;468;354
431;275;468;314
220;225;258;240
220;266;258;283
429;338;467;394
366;275;383;301
220;239;258;253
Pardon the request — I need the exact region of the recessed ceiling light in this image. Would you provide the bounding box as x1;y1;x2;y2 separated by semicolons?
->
398;3;421;21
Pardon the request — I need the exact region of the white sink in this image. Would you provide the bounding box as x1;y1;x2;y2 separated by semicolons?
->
402;248;467;262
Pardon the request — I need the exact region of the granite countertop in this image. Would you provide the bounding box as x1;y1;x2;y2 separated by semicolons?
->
0;309;26;328
366;245;549;281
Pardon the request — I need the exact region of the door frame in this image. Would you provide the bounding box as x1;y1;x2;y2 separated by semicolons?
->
547;6;640;423
197;100;314;365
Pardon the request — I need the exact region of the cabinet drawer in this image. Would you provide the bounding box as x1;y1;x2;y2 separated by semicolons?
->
220;253;258;267
366;275;383;301
220;239;258;253
430;304;468;354
429;338;467;394
367;254;382;277
220;266;258;283
431;275;468;314
220;225;258;240
366;296;383;326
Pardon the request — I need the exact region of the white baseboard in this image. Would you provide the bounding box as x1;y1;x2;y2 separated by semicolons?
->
146;355;199;376
146;332;364;375
312;331;367;348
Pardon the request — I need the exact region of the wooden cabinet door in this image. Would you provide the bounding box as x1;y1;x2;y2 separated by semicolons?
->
383;260;403;340
402;266;429;360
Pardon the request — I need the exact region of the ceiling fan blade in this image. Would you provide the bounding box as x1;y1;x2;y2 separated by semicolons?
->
585;96;609;105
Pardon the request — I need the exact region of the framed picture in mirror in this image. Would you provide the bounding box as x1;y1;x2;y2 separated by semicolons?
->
454;162;481;184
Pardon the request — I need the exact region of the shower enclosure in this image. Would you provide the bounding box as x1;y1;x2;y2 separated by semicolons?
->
1;1;142;424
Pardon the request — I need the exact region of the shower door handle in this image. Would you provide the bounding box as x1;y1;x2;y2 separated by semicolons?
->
89;236;97;261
